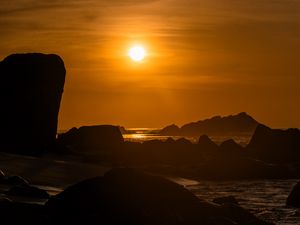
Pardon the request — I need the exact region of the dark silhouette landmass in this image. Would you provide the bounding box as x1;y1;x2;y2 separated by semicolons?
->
160;112;259;137
0;53;66;155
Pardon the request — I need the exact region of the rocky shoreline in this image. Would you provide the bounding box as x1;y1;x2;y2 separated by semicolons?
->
0;168;276;225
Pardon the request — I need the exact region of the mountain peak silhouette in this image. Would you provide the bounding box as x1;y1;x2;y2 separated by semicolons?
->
160;112;259;136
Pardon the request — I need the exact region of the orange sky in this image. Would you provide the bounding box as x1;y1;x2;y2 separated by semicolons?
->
1;0;300;129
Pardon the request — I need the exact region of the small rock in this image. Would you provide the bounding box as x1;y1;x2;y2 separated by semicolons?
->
7;184;50;199
0;175;29;186
0;169;5;178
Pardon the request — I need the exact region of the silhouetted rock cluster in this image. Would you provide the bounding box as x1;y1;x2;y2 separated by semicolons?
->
57;121;299;180
45;168;272;225
160;112;259;136
0;53;66;155
56;125;299;179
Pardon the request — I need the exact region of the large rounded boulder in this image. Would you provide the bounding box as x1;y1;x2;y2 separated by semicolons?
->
46;168;272;225
0;53;66;155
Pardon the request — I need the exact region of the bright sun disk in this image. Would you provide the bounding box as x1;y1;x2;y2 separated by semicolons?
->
128;45;146;62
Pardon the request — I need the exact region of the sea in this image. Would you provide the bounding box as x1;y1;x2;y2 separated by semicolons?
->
178;178;300;225
122;128;253;146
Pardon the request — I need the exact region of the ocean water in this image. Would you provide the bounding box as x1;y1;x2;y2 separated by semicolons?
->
174;178;300;225
122;128;252;146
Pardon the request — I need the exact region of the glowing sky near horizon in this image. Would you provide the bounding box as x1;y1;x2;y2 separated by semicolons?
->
0;0;300;129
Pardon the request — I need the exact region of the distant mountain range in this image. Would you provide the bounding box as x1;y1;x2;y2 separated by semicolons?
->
159;112;259;137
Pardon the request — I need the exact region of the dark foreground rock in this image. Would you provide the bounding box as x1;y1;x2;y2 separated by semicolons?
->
0;53;66;155
46;168;273;225
287;181;300;207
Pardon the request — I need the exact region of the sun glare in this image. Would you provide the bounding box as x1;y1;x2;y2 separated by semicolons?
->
128;45;146;62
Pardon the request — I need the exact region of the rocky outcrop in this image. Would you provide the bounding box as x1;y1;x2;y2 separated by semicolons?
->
160;112;259;137
0;53;66;155
56;125;124;153
287;181;300;207
175;137;192;145
46;168;272;225
198;135;219;151
247;124;300;162
160;124;181;136
220;139;243;153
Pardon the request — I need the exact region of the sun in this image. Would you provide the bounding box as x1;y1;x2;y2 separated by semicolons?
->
128;45;146;62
